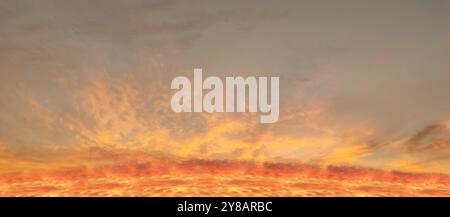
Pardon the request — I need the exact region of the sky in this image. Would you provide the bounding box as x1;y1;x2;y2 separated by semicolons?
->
0;0;450;196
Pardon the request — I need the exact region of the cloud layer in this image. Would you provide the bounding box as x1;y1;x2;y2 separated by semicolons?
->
0;0;450;196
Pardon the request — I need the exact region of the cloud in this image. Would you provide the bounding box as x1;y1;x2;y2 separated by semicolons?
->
1;158;449;196
406;122;450;152
0;0;450;195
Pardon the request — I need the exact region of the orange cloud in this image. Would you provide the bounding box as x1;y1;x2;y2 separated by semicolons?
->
1;158;449;196
1;75;450;196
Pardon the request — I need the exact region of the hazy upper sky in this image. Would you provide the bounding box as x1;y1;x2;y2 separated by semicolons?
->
0;0;450;174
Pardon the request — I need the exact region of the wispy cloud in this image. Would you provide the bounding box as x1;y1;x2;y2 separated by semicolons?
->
0;0;450;196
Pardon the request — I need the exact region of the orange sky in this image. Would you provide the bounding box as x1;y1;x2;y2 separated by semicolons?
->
0;0;450;196
1;158;449;196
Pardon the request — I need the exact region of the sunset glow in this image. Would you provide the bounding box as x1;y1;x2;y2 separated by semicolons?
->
1;0;450;197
